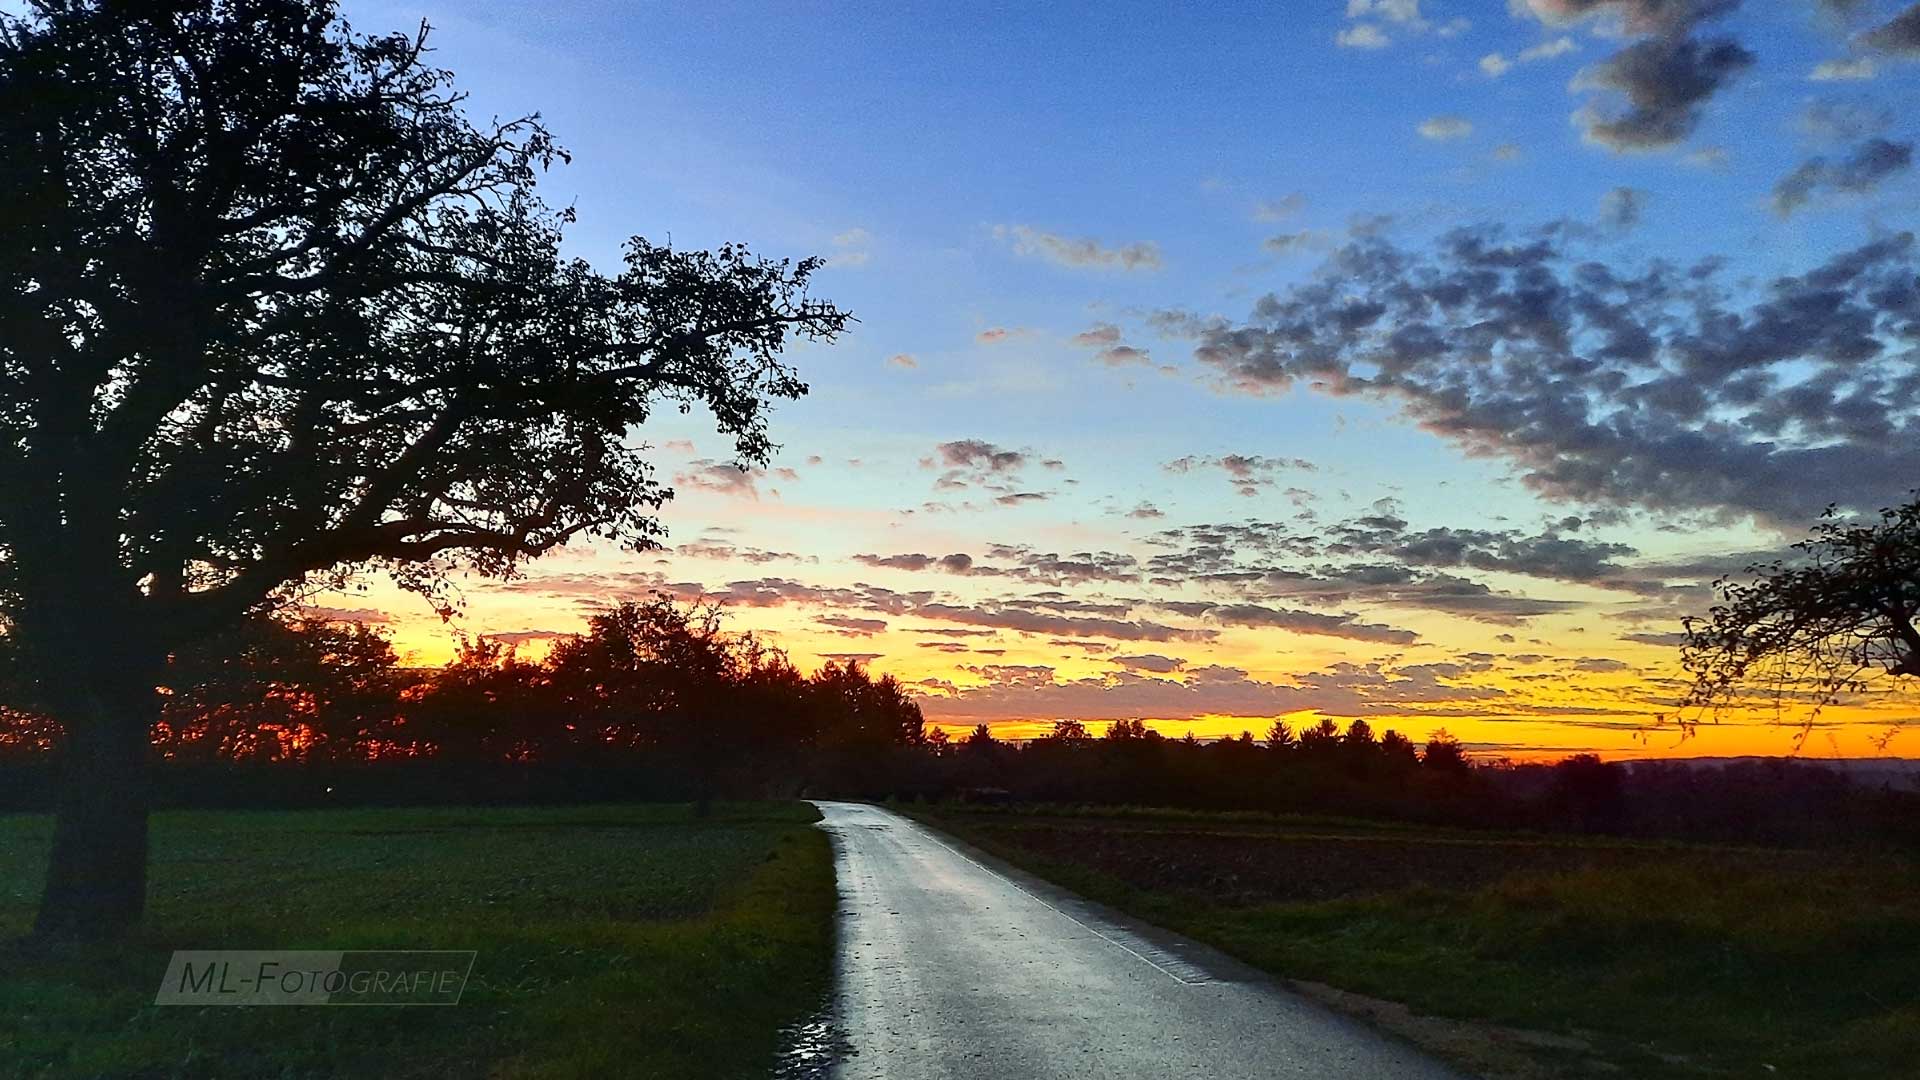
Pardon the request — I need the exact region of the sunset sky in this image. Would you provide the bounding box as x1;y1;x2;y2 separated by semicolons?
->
323;0;1920;759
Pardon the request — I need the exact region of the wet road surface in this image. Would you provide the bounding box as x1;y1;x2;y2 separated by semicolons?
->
815;801;1464;1080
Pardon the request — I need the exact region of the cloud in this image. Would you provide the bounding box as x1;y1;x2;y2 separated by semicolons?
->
1484;34;1577;77
855;552;977;573
937;439;1027;472
1799;98;1892;142
483;629;569;646
858;546;1140;586
1339;0;1468;47
675;539;807;564
1111;654;1187;673
1264;230;1333;255
1252;193;1307;221
1201;602;1419;644
1189;224;1920;526
1683;144;1728;168
1573;34;1755;150
1071;323;1123;346
1093;345;1152;366
674;460;765;500
1126;502;1165;520
1810;57;1877;81
1520;36;1578;61
913;603;1215;643
1859;3;1920;55
1517;0;1738;36
1165;454;1315;497
1417;115;1474;140
818;615;888;636
1323;516;1639;582
1493;143;1525;162
1521;1;1750;152
296;605;393;624
992;224;1163;271
1337;24;1392;48
830;227;872;267
918;659;1501;724
976;327;1015;344
1597;185;1647;229
1069;323;1152;366
1772;138;1914;216
888;353;918;369
1349;0;1426;23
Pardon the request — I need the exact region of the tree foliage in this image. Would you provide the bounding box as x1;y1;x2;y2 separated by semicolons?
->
1681;498;1920;732
0;0;846;936
0;0;848;685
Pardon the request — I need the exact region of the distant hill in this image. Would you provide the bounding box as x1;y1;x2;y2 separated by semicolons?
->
1625;756;1920;791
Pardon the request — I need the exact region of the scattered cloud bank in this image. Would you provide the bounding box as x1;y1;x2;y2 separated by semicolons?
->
1773;137;1913;216
1190;224;1920;526
1164;454;1316;497
1512;0;1754;152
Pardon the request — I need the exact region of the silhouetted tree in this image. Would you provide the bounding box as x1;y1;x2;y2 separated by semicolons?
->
1265;719;1297;752
407;636;558;762
1298;716;1341;756
811;661;924;750
0;1;846;936
1682;499;1920;735
1042;719;1094;744
1422;730;1471;774
154;616;409;763
1378;729;1419;769
1549;754;1627;833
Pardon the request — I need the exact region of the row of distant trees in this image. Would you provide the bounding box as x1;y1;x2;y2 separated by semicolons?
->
0;595;925;811
887;718;1911;847
4;597;1911;846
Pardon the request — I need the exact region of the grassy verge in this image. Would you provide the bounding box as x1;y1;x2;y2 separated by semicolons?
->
0;801;836;1080
913;803;1920;1080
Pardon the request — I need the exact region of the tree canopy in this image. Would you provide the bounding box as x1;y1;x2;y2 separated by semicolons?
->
0;0;847;683
0;0;846;936
1682;497;1920;733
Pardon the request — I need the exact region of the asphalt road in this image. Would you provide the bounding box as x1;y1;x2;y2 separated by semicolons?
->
814;801;1463;1080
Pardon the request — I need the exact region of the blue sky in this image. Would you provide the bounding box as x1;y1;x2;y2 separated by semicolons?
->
333;0;1920;758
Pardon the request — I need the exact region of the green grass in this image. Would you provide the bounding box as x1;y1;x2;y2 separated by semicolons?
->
918;805;1920;1080
0;802;836;1080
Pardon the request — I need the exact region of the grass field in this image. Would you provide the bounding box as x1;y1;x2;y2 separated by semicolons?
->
915;803;1920;1080
0;802;835;1080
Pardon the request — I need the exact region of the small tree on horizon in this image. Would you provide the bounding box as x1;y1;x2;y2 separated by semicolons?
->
0;1;847;937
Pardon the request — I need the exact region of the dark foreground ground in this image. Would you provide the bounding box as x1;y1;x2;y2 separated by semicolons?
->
0;802;835;1079
913;803;1920;1080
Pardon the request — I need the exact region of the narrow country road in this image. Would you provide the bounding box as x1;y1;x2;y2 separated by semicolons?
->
814;801;1464;1080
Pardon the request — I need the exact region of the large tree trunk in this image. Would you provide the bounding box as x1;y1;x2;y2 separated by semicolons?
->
33;688;152;939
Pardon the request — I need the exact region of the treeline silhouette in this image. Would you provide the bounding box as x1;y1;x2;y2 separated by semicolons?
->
2;599;1913;846
0;597;924;814
900;720;1918;848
